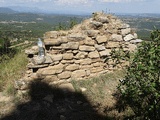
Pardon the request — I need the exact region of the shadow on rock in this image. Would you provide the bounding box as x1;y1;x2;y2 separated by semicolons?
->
1;80;109;120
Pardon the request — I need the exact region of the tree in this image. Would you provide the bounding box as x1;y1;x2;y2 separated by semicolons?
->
117;29;160;119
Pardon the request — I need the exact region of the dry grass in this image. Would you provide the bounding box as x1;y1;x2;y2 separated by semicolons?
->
71;70;133;119
0;51;28;95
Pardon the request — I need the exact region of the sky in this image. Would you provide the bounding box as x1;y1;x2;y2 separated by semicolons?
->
0;0;159;14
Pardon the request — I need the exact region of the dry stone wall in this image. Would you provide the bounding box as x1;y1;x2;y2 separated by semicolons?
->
18;12;142;90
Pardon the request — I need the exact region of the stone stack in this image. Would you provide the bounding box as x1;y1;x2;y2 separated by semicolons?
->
16;12;142;91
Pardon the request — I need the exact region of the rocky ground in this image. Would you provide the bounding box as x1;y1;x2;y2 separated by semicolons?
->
0;70;130;120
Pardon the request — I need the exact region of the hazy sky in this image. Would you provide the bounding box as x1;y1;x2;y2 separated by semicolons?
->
0;0;159;14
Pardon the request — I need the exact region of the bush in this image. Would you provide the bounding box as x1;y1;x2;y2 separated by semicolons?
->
117;29;160;119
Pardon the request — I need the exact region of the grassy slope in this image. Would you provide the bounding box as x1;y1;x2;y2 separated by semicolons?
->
0;51;28;94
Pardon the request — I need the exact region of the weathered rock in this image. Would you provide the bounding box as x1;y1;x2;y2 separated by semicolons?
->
95;44;106;51
121;28;131;36
27;63;48;69
25;46;39;55
44;38;62;45
88;51;100;58
124;34;135;41
65;64;79;71
91;67;104;73
130;39;143;44
79;45;95;52
84;37;95;46
71;70;86;78
99;49;111;57
61;42;79;50
75;52;88;59
96;35;108;44
91;21;103;28
37;63;65;75
45;31;59;39
61;60;74;64
84;30;99;38
67;33;86;41
106;41;120;48
75;58;92;65
58;71;71;79
51;54;63;61
93;62;104;67
43;56;53;64
111;34;123;41
63;53;73;60
120;23;130;29
96;16;109;23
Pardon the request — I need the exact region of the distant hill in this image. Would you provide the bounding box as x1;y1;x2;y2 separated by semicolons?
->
0;7;16;14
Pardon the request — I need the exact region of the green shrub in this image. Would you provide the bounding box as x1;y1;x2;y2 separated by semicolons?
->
117;29;160;119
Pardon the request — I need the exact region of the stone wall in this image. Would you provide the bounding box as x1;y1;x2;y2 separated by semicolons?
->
17;12;142;90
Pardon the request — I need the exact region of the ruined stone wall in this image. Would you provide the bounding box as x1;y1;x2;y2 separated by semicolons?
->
20;12;142;89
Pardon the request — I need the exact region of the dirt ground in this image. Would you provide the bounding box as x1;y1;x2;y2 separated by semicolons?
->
0;70;131;120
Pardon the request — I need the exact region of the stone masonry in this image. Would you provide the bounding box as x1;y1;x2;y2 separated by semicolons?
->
15;12;142;91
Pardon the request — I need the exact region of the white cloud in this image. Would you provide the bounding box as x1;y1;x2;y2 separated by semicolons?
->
98;0;145;2
54;0;90;5
14;0;51;3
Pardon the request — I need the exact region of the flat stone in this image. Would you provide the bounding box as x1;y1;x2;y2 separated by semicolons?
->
121;28;131;36
67;33;86;41
61;42;79;50
44;56;53;64
111;34;123;41
27;63;48;69
91;21;103;28
75;52;88;59
130;39;143;44
58;71;71;79
65;64;79;71
91;67;104;73
106;42;120;48
88;51;100;58
99;49;111;57
37;63;65;75
93;62;104;67
44;38;62;45
96;35;108;44
124;34;135;41
51;54;63;61
63;53;73;60
95;44;106;51
75;58;92;65
45;31;59;39
25;46;39;55
71;70;86;78
79;45;95;52
120;23;130;29
84;30;99;38
84;37;95;46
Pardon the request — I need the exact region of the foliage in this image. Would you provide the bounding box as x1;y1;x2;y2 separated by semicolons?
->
117;29;160;119
104;45;130;68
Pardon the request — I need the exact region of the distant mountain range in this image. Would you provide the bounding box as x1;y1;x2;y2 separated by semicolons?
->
0;6;160;17
0;6;91;15
0;7;16;14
